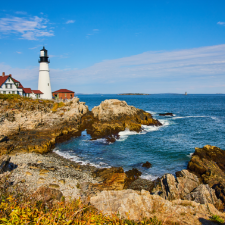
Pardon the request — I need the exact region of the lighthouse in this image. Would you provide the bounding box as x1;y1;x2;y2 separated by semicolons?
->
38;47;52;99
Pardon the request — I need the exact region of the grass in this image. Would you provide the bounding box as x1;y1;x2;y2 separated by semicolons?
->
52;102;65;112
0;94;53;105
210;215;224;224
0;93;23;101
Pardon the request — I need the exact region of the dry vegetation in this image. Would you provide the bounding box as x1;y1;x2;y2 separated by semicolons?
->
0;173;163;225
51;102;65;112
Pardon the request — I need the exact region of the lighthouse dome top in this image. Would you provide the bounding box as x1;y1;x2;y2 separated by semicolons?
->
40;46;48;57
39;46;50;63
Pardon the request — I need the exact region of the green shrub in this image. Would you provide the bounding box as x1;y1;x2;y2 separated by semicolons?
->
210;215;224;224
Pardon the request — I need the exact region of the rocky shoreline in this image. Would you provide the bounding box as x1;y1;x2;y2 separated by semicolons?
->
1;96;225;224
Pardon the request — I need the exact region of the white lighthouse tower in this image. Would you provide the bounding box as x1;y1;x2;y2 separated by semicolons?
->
38;47;52;99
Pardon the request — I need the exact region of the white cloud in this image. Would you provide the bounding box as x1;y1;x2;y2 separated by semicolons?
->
66;20;75;24
29;45;42;50
86;29;99;38
0;16;54;40
217;21;225;25
16;51;22;54
1;44;225;93
15;11;27;15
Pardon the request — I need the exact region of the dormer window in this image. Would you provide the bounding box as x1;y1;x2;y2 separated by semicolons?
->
5;84;7;89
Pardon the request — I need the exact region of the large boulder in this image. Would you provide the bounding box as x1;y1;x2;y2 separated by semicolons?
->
92;167;127;191
31;186;63;203
90;167;143;191
90;189;225;224
188;145;225;205
82;99;162;141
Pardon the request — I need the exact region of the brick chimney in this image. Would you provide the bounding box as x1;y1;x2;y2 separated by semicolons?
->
9;74;11;77
2;72;5;77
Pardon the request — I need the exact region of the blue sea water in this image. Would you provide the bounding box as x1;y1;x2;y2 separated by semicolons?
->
54;94;225;180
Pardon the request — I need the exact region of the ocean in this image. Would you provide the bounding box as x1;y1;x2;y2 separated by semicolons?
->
54;94;225;180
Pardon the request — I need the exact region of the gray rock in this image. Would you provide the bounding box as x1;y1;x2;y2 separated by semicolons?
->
153;170;200;201
0;155;10;174
185;184;223;210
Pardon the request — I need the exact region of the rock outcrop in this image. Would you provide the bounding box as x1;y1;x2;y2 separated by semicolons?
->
159;112;173;116
0;98;88;155
153;170;200;200
185;184;223;210
82;99;162;141
152;168;223;210
188;145;225;207
142;161;152;168
90;189;225;224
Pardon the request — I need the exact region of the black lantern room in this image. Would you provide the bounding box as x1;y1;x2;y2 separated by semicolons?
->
39;46;50;63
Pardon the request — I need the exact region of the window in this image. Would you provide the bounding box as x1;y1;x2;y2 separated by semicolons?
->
48;83;49;86
5;84;7;88
12;91;15;94
10;84;12;89
65;93;66;97
3;91;6;94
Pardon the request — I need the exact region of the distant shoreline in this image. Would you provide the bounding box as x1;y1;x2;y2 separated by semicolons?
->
117;93;150;95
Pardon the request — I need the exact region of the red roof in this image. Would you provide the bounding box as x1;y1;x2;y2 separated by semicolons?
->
52;89;74;93
23;88;32;94
32;90;43;94
12;78;20;83
0;75;23;88
0;75;10;87
18;83;23;88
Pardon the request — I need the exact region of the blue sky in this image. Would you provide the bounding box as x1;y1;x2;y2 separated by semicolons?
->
0;0;225;93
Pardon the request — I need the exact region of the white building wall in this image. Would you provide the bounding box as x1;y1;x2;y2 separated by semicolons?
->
0;77;23;95
38;62;52;99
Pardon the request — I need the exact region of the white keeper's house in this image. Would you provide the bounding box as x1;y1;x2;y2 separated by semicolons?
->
0;72;43;99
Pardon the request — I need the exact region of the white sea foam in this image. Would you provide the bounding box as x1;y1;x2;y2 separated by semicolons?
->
141;174;159;181
117;118;173;141
141;125;160;132
53;149;110;168
187;152;194;158
158;119;174;126
172;115;209;120
117;129;142;141
146;111;157;115
92;138;108;144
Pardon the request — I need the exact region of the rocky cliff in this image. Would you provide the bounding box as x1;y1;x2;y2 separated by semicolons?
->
0;97;88;155
0;98;161;154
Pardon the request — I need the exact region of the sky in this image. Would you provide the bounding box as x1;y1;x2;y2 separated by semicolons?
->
0;0;225;94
